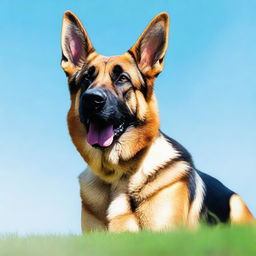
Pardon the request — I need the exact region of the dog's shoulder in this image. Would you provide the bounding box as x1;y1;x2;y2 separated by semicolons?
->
160;131;200;201
159;132;236;224
128;132;194;201
161;130;193;164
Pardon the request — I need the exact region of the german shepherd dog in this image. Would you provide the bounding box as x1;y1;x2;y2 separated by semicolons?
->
60;11;254;232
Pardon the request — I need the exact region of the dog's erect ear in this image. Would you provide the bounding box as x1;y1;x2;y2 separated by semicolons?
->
128;12;169;77
61;11;94;76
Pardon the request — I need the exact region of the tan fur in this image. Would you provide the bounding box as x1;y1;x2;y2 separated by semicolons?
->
81;204;106;231
61;11;202;232
136;179;189;231
187;172;205;228
67;53;160;183
61;11;254;233
229;194;255;224
108;213;140;232
107;179;140;232
79;169;110;219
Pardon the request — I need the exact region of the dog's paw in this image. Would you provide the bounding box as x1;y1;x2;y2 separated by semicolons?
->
108;214;140;233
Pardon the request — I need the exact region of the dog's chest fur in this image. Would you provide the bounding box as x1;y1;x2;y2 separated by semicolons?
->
79;134;198;230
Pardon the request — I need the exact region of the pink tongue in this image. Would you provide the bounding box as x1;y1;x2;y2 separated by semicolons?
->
87;122;114;147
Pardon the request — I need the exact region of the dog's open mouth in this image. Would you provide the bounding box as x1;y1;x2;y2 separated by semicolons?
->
86;120;125;148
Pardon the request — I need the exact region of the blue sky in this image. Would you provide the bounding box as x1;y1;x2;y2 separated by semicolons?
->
0;0;255;234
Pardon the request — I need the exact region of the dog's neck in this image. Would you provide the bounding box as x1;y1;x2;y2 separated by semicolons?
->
87;132;180;184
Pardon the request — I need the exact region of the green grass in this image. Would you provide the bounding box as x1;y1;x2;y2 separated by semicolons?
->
1;226;256;256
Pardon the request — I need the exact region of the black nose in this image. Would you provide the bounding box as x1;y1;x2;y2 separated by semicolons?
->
81;88;107;113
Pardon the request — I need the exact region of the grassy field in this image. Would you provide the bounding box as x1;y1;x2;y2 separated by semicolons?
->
1;226;255;256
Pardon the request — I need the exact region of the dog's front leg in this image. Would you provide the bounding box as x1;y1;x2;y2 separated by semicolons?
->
107;180;140;232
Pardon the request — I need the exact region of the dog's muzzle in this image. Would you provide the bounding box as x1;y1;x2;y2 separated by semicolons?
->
81;88;107;114
79;88;133;148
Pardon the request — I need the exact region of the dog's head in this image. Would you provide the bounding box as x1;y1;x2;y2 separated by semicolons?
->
61;11;169;181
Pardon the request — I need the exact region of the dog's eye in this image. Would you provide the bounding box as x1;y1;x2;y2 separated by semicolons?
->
81;73;92;90
81;66;95;87
117;74;129;84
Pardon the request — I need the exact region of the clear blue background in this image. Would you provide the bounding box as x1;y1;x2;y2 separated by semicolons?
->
0;0;255;234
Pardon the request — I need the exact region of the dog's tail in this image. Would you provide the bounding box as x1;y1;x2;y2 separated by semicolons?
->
229;194;255;224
